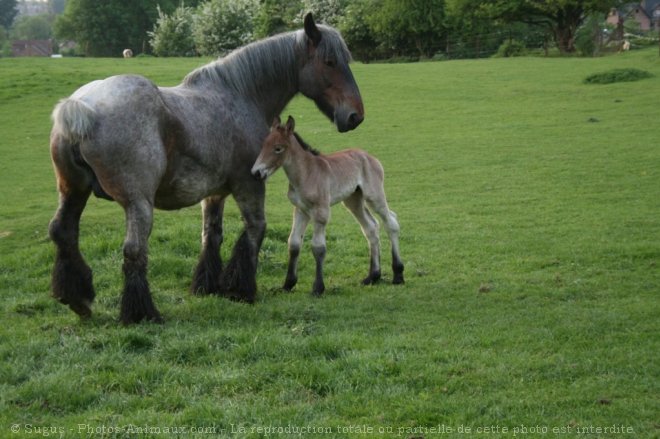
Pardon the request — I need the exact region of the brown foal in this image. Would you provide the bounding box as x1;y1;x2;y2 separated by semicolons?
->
252;116;404;295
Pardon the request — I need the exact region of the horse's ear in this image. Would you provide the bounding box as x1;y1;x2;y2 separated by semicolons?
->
285;116;295;133
271;116;281;131
304;13;322;47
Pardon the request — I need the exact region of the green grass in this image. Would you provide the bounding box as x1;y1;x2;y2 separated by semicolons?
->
1;50;659;438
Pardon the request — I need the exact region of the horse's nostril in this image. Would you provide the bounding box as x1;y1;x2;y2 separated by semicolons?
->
348;112;363;128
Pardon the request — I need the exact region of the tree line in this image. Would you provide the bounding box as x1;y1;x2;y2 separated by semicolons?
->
1;0;645;59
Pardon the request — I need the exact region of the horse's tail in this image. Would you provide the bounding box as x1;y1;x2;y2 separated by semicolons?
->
51;98;96;143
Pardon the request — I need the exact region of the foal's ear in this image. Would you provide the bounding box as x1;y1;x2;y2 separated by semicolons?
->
304;13;322;47
285;116;295;133
271;116;281;131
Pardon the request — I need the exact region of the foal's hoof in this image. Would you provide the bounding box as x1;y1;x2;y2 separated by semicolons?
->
362;271;381;285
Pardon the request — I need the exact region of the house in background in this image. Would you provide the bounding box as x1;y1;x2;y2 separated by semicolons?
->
607;0;660;31
12;40;52;57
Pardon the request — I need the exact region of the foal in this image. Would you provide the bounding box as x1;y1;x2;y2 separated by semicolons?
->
252;116;404;295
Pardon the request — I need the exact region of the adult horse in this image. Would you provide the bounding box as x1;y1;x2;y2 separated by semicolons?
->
48;13;364;324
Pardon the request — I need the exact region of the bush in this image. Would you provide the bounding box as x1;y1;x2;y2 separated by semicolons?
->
583;68;653;84
149;4;196;57
494;39;526;58
193;0;258;56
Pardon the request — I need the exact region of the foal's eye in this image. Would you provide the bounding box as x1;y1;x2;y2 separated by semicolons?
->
274;145;285;154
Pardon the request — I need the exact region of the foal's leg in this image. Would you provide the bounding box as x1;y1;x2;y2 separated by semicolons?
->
191;195;226;295
283;207;310;291
219;181;266;303
310;209;329;296
365;195;404;285
49;188;95;318
120;199;162;324
343;191;382;285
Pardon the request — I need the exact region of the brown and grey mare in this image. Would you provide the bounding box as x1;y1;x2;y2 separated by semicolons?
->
251;116;404;295
48;14;364;324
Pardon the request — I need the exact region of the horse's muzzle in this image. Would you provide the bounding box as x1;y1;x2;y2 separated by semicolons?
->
335;102;364;132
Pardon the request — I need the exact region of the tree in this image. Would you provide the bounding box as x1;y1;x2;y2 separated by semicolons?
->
11;14;53;40
368;0;446;58
481;0;624;54
0;0;17;30
302;0;347;27
149;4;195;56
254;0;301;38
338;0;377;61
193;0;258;56
54;0;179;56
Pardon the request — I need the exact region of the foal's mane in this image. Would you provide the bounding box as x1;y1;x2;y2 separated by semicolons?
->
292;132;320;156
182;25;352;101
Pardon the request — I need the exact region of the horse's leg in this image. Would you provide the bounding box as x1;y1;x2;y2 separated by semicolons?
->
119;199;162;324
49;136;96;318
365;195;404;285
49;188;95;318
310;214;328;296
343;191;381;285
283;207;310;291
219;181;266;303
191;195;227;295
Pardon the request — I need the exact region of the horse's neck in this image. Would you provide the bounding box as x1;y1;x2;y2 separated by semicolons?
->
258;89;298;125
212;36;300;123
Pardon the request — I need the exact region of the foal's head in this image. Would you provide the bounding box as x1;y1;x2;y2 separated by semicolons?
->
298;13;364;133
251;116;299;181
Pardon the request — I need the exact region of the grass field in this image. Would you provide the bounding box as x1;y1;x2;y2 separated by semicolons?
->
0;49;658;438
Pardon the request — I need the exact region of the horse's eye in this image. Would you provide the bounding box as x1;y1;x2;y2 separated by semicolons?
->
325;59;336;68
274;145;285;154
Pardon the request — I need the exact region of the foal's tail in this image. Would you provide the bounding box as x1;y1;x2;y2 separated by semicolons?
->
51;98;96;143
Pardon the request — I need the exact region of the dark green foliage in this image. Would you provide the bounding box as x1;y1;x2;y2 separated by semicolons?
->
584;68;653;84
494;39;526;57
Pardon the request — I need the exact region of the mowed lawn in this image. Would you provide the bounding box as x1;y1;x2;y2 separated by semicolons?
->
0;49;658;438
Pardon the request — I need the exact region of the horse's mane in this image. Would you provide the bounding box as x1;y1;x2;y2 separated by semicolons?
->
293;132;320;156
183;25;352;101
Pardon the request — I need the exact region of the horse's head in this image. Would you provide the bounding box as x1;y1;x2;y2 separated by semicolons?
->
297;13;364;133
252;116;295;180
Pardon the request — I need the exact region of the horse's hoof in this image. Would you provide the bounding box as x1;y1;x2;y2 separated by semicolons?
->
283;277;297;291
120;312;164;326
226;293;255;304
312;282;325;296
392;276;405;285
68;299;92;319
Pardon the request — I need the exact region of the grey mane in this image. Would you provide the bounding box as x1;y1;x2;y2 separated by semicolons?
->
183;25;352;100
293;132;320;156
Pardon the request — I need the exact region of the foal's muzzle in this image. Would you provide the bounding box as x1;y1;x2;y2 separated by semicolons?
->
251;165;270;181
